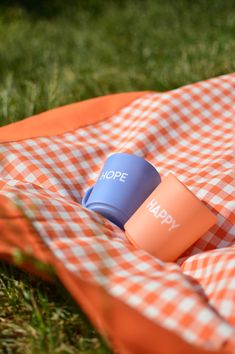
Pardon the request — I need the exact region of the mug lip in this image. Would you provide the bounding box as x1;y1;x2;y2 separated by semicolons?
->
164;173;217;221
107;152;159;175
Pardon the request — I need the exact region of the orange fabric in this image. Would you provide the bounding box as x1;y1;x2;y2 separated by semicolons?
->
0;74;235;353
0;207;231;354
55;261;232;354
0;92;147;142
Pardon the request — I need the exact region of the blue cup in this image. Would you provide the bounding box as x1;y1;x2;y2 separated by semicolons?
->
82;153;161;229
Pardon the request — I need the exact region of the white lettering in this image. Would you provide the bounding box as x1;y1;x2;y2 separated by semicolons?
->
151;205;160;216
162;215;173;225
107;170;115;179
114;171;122;179
169;220;180;232
120;172;128;182
147;198;158;210
99;170;128;183
100;171;108;180
158;209;168;219
146;198;180;232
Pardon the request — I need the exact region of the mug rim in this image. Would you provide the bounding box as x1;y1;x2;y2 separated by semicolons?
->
107;152;159;175
163;173;217;220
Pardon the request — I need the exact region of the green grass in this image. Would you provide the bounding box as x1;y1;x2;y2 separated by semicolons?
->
0;262;111;354
0;0;235;352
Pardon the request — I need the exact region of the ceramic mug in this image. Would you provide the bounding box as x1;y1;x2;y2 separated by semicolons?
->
124;173;217;261
82;153;161;229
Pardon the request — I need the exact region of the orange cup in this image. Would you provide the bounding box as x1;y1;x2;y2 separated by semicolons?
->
124;173;217;262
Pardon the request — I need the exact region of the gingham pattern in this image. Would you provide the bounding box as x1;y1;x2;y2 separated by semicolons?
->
0;73;235;352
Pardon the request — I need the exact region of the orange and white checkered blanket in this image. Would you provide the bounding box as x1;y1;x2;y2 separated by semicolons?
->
0;73;234;354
